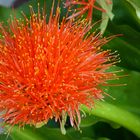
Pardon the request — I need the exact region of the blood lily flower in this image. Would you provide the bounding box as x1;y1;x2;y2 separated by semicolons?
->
0;3;117;133
65;0;111;22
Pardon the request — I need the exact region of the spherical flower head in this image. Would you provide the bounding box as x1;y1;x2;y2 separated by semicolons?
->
0;4;116;133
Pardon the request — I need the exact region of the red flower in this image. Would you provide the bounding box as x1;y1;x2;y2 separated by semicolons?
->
0;4;116;132
65;0;111;22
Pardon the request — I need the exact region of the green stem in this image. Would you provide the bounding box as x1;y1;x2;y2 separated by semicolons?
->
81;101;140;137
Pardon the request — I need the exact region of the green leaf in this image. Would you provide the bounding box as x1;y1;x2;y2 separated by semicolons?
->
96;0;114;34
126;0;140;19
105;67;140;116
81;67;140;138
80;114;121;130
112;0;140;30
81;101;140;138
67;126;95;140
97;0;114;20
102;0;140;71
11;126;74;140
80;115;101;127
11;126;96;140
105;23;140;72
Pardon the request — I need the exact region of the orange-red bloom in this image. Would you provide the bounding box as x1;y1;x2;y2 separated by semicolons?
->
0;4;116;132
65;0;111;22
